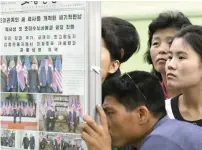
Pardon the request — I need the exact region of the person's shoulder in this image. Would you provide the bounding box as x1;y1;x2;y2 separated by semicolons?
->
149;118;202;147
153;117;202;134
142;131;202;150
141;135;183;150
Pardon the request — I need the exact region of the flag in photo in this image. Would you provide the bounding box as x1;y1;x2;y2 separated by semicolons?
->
7;56;15;91
16;56;25;91
24;56;31;85
55;56;62;92
1;56;8;75
48;56;57;92
24;56;31;71
8;56;15;72
1;56;8;90
40;56;45;70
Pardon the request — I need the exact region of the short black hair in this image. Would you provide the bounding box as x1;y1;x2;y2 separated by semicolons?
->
102;17;140;81
144;11;192;81
102;17;140;63
102;71;166;118
172;25;202;60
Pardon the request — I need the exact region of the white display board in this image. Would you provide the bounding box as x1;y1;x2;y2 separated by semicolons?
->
0;1;101;150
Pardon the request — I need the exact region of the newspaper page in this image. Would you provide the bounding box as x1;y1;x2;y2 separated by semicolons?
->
0;1;89;149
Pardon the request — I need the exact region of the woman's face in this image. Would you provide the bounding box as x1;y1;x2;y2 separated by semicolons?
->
101;39;120;83
166;38;202;89
150;28;177;74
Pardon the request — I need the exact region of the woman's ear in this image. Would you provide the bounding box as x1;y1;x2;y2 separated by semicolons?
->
108;60;120;74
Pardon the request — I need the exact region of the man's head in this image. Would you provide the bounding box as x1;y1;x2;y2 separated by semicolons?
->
102;71;166;147
101;17;140;82
9;61;15;69
144;11;191;80
31;62;37;70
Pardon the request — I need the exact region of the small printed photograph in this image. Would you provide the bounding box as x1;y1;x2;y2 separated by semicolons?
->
39;95;83;133
0;129;16;148
39;132;85;150
19;130;39;150
0;129;39;150
0;93;38;130
0;55;63;94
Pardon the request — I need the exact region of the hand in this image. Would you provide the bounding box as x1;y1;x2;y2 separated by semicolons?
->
40;83;42;86
81;105;111;150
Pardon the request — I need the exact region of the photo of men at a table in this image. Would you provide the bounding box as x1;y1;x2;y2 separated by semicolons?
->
0;93;38;130
39;95;83;133
0;55;63;94
1;129;39;150
39;132;84;150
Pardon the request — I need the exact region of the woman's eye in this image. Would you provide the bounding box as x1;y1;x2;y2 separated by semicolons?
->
152;42;159;46
179;56;185;59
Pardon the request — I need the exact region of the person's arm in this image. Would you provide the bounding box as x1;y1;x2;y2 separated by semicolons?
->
140;135;183;150
33;137;35;147
37;71;40;87
22;138;24;146
39;68;43;86
14;68;18;87
10;69;14;87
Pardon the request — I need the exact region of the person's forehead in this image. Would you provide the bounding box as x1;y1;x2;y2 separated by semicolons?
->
153;27;177;39
103;96;122;109
170;38;187;50
154;27;178;35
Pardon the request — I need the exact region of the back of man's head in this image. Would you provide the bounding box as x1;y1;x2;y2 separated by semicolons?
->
102;70;166;118
102;17;140;63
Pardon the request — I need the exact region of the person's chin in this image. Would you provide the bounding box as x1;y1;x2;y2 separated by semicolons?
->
112;139;125;148
155;66;165;74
